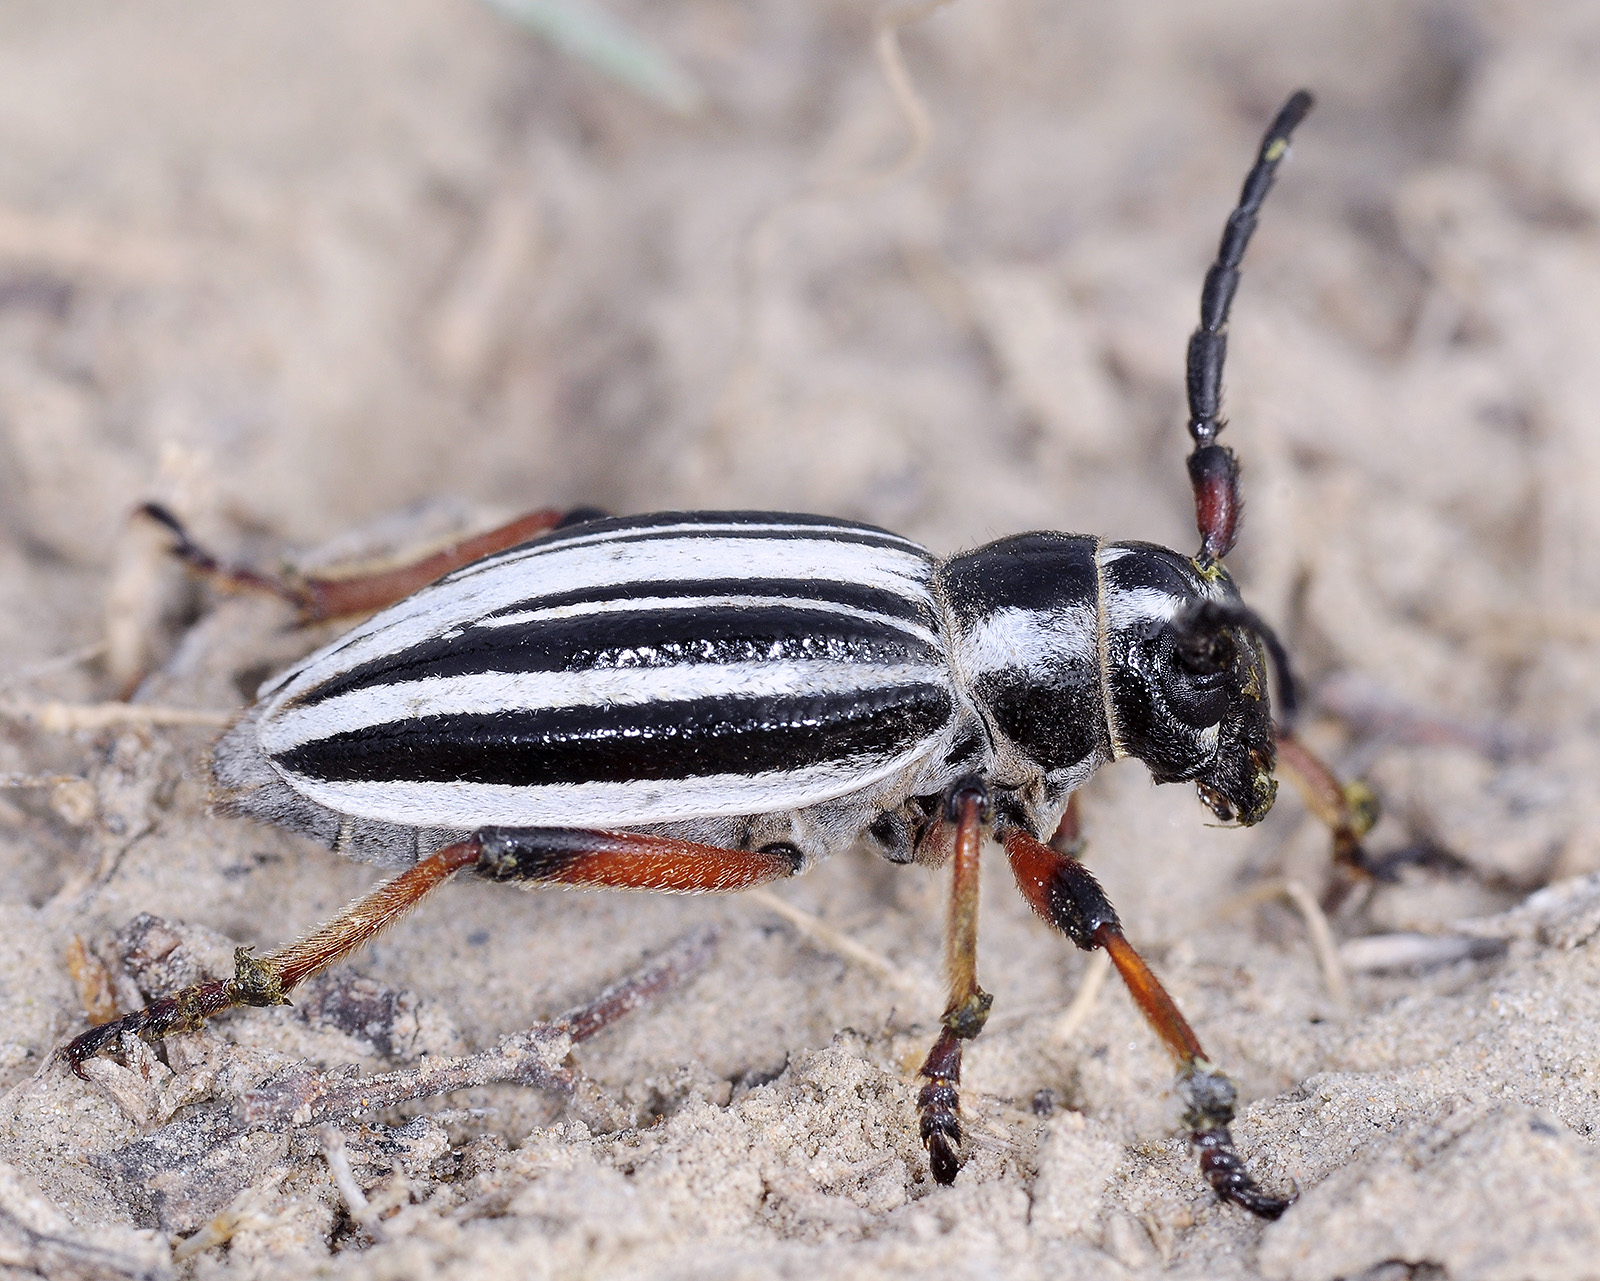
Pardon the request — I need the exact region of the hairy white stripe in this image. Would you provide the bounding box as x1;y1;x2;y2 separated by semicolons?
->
476;592;940;648
260;660;950;754
261;533;937;704
460;518;928;572
272;742;939;828
1104;585;1183;631
949;604;1096;677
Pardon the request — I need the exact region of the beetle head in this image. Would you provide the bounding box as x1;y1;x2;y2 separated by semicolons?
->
1100;543;1286;826
1093;91;1311;827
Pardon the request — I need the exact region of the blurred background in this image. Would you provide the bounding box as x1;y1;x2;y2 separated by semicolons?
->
1;2;1598;1276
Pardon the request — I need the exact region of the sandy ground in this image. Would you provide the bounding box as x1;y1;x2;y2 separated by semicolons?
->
1;2;1599;1277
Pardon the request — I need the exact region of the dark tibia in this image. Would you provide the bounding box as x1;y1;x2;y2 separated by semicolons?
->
472;827;803;892
1184;90;1313;563
61;839;482;1073
916;777;993;1185
1003;826;1292;1218
1005;823;1119;952
136;502;607;622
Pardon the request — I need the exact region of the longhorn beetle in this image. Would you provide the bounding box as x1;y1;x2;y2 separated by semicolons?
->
66;91;1368;1218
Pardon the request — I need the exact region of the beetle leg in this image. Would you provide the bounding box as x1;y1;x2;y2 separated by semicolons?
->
1273;727;1381;906
137;501;608;622
470;827;803;891
61;837;483;1071
291;506;610;619
63;825;801;1072
1004;827;1292;1219
915;776;993;1185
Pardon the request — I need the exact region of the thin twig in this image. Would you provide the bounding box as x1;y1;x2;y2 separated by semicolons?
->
0;641;106;695
713;0;953;436
557;925;721;1042
1222;878;1350;1011
229;928;719;1131
1338;932;1504;973
1053;949;1112;1046
320;1126;377;1235
867;1;954;191
1279;878;1351;1011
170;1175;283;1264
0;1162;172;1281
745;888;928;1002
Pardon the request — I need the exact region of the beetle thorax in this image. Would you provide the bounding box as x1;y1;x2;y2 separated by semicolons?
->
936;533;1277;833
937;533;1112;815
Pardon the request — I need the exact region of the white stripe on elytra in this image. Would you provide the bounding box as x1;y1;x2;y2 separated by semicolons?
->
460;518;928;572
258;533;937;705
437;519;929;593
475;592;940;649
259;660;950;755
272;740;941;829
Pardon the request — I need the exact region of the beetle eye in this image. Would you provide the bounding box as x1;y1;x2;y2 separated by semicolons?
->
1157;627;1236;727
1171;623;1235;677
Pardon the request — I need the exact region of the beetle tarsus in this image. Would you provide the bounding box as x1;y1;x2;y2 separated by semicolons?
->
1006;825;1297;1214
138;499;605;623
917;1027;965;1184
135;501;310;611
61;841;482;1071
924;1124;962;1186
1192;1126;1294;1219
60;975;237;1075
1179;1062;1292;1218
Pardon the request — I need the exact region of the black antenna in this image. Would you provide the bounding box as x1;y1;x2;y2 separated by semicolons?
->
1185;90;1314;565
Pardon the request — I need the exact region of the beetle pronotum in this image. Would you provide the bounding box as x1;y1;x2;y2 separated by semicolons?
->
65;90;1368;1217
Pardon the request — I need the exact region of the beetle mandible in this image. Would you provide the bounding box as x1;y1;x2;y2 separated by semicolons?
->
66;90;1367;1218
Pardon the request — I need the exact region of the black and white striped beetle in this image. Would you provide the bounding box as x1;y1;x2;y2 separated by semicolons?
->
66;92;1361;1218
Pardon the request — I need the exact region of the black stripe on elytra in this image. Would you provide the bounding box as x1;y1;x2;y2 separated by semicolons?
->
291;604;942;710
273;684;955;787
282;573;935;697
474;576;938;629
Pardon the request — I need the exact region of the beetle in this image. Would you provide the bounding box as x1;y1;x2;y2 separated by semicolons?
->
65;91;1362;1218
